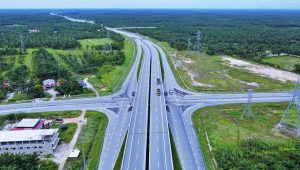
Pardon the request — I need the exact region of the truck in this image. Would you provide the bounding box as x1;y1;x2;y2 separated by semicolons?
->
157;88;161;96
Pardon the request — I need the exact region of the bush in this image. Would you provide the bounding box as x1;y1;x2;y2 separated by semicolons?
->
60;124;68;131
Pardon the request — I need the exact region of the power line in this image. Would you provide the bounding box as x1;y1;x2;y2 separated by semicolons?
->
194;30;202;53
187;38;192;51
274;78;300;137
106;30;112;52
242;89;253;119
20;35;25;52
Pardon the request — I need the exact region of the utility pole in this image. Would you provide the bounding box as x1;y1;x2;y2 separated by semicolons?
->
242;89;253;119
274;78;300;137
194;30;202;53
107;30;112;52
187;38;192;51
80;120;86;170
20;35;25;53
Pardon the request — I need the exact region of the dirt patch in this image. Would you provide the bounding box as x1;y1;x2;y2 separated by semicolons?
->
222;56;299;82
187;70;214;88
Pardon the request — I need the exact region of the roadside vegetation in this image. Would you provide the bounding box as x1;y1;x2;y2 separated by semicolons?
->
192;103;299;169
114;133;127;170
0;153;58;170
0;14;135;103
262;55;300;72
0;110;81;128
169;129;182;170
154;40;294;92
64;111;108;170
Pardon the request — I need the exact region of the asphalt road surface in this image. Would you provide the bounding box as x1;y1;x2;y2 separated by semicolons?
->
0;27;295;170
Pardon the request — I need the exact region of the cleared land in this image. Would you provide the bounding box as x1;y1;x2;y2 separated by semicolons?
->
154;40;295;92
192;103;298;170
262;55;300;71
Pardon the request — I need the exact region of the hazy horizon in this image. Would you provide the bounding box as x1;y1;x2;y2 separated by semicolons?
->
1;0;300;10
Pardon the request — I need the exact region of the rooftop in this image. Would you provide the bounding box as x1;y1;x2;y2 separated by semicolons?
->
43;79;55;85
0;129;58;142
16;119;40;128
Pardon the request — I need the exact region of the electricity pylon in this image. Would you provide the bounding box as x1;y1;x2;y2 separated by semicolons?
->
187;38;192;51
20;35;25;52
274;78;300;137
242;89;253;119
194;30;202;53
106;30;112;52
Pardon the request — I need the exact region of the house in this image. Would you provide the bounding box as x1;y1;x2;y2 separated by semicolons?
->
11;118;45;131
1;82;10;89
0;129;59;155
43;79;56;90
28;29;40;33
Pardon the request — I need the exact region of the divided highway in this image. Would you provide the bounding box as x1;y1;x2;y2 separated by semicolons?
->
0;26;294;170
148;41;173;170
122;39;151;170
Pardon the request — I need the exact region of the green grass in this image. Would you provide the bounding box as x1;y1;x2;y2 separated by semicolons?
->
64;111;108;170
89;37;135;94
79;38;112;50
169;129;182;170
58;123;78;144
0;110;81;128
192;102;297;169
154;40;294;92
137;49;144;80
113;132;127;170
262;55;300;71
8;92;31;102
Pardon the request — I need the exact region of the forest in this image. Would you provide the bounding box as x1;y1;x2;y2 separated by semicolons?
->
0;13;107;50
66;10;300;60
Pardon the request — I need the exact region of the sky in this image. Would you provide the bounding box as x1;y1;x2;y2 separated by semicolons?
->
0;0;300;9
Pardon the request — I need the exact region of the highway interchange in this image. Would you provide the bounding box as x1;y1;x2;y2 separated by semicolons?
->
0;28;294;170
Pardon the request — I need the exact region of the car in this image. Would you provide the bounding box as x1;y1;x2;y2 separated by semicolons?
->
157;88;161;96
157;78;161;85
164;91;168;96
169;90;174;95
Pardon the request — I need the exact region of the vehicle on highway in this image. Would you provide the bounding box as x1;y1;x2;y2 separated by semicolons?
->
157;78;161;85
157;88;161;96
164;91;168;96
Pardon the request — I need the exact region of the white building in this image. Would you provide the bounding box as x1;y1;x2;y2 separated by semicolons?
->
0;129;59;155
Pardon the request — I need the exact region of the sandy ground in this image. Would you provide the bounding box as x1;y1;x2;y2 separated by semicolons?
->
46;89;58;101
222;56;299;82
53;110;87;169
84;78;99;97
174;55;215;88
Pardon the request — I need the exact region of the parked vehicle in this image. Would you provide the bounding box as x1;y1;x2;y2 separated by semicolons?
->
169;90;174;95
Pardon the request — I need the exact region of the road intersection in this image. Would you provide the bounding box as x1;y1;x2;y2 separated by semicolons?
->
0;28;294;170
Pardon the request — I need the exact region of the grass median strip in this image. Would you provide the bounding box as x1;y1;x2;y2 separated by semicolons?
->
113;132;128;170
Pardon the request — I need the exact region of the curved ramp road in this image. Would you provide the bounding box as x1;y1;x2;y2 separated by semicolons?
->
0;26;294;170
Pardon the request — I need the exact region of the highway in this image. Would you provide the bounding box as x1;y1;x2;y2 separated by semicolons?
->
121;39;151;170
0;26;295;170
148;41;173;170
